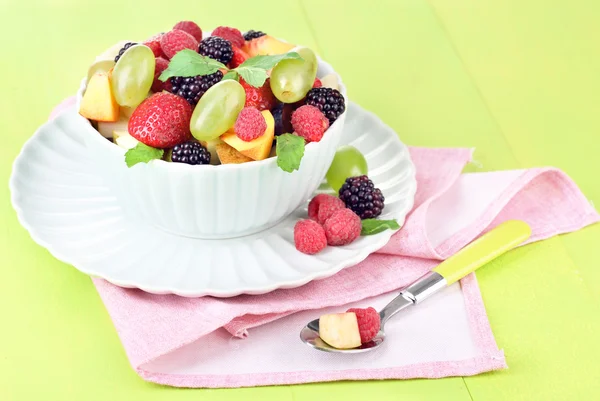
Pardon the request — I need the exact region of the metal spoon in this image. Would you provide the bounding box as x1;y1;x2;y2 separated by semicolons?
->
300;220;531;353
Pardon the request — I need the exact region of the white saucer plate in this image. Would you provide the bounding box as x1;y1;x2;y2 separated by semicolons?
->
10;102;416;297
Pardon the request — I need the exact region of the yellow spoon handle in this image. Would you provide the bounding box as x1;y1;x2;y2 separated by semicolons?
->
433;220;532;285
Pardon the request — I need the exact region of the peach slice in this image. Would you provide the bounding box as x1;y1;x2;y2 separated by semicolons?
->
242;35;295;57
79;72;119;122
216;142;253;164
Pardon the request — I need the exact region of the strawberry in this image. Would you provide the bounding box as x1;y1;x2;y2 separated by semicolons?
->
240;78;276;111
128;93;192;148
151;57;170;93
229;46;249;68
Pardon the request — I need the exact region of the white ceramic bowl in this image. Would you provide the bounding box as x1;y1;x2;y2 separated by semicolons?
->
76;56;347;239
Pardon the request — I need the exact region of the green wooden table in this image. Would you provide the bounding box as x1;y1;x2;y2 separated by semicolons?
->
2;1;599;399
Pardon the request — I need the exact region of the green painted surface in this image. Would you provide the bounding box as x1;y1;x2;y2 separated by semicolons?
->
1;0;598;399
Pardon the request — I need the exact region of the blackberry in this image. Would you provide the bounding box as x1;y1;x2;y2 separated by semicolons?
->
198;36;233;65
170;71;223;105
114;42;137;62
271;103;293;135
170;141;211;165
243;30;266;41
338;175;385;219
305;87;346;125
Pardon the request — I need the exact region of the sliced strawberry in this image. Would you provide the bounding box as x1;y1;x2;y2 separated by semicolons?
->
229;46;249;68
240;78;276;111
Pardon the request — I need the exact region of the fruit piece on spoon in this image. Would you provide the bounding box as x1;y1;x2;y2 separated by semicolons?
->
318;308;381;350
318;312;362;349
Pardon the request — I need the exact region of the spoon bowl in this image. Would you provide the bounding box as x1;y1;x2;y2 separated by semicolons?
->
300;319;385;353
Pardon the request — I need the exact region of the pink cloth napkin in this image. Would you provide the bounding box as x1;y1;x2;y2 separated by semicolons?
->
50;100;599;388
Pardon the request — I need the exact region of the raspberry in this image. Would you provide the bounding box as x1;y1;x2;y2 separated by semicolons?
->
114;42;136;63
128;93;193;148
170;141;211;165
160;30;199;59
199;36;233;65
234;107;267;142
240;78;276;111
211;26;245;48
144;33;165;58
243;30;266;41
308;194;346;225
294;219;327;255
339;175;385;219
173;21;203;42
170;71;223;105
145;41;163;58
347;307;381;343
229;46;249;68
306;87;346;125
313;78;322;88
151;57;170;93
291;105;329;143
322;208;361;246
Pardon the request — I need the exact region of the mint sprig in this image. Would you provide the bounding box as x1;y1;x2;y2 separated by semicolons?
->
125;143;164;167
276;134;305;173
235;52;303;87
158;50;303;88
159;50;226;82
361;219;400;236
222;70;239;81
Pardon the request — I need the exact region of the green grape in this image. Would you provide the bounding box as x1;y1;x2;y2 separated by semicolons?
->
326;146;368;192
110;45;155;108
270;46;318;103
87;59;115;81
190;80;246;141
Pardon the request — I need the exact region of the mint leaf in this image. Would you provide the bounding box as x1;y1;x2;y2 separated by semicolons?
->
276;134;305;172
235;67;268;87
159;50;226;82
222;70;239;81
125;143;164;167
237;52;302;70
361;219;400;236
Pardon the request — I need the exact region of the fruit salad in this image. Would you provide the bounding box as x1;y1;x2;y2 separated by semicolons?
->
79;21;346;172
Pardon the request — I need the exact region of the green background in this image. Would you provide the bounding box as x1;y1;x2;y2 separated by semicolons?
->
2;0;599;400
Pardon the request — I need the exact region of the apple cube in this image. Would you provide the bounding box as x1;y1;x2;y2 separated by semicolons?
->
319;312;361;349
113;130;138;150
97;112;129;139
320;73;340;91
